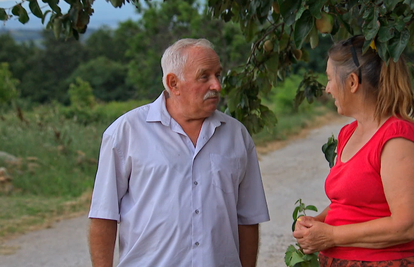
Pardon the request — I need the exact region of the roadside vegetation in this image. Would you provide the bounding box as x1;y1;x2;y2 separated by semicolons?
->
0;72;335;241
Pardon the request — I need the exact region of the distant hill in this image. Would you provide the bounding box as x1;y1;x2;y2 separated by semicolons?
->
0;27;98;44
0;28;42;43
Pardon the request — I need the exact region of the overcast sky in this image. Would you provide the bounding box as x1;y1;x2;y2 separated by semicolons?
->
0;0;141;30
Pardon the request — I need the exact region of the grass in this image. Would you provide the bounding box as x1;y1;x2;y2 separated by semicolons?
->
0;192;91;241
0;80;336;242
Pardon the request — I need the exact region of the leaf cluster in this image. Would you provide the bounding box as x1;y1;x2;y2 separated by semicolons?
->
321;134;338;168
2;0;414;134
285;199;319;267
207;0;414;133
0;62;19;106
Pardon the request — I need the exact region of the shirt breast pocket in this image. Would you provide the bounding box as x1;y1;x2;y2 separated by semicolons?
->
210;154;243;194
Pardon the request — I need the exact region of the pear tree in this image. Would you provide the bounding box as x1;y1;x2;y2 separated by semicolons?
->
1;0;414;133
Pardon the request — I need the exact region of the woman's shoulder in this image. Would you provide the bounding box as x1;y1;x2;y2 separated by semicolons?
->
381;116;414;141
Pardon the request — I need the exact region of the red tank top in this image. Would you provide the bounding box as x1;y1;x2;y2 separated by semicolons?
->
322;116;414;261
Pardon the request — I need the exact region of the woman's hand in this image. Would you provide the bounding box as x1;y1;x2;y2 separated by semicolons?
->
293;216;335;254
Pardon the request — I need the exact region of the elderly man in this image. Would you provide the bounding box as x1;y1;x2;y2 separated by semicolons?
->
88;38;270;267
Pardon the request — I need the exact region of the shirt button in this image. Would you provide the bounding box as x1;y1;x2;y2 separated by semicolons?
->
195;209;199;214
194;181;198;185
195;242;199;246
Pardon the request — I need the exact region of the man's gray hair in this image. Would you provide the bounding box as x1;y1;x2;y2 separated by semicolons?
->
161;38;215;92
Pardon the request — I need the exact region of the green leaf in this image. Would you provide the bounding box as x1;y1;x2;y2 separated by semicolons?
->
388;29;410;62
286;244;297;253
279;33;290;50
109;0;124;8
260;107;277;128
255;72;272;95
378;25;395;43
309;25;319;49
226;89;241;112
362;7;379;40
305;205;318;212
335;13;353;36
243;114;261;134
384;0;403;11
279;0;301;26
290;251;306;266
0;8;7;21
264;53;279;73
12;4;30;24
294;90;305;109
403;0;414;9
309;254;320;267
294;10;314;49
376;40;390;64
308;0;326;19
292;219;297;232
244;19;258;42
42;10;51;24
53;17;62;39
29;0;43;19
285;245;297;266
43;0;62;15
321;134;338;168
293;206;300;220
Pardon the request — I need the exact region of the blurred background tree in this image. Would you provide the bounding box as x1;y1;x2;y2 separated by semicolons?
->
0;0;413;133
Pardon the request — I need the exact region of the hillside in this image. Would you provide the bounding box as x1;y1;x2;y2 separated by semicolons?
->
0;27;97;43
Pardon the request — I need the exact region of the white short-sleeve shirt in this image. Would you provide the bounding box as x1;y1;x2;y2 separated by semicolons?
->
89;92;270;267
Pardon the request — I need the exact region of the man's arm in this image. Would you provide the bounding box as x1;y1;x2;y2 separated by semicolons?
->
89;218;118;267
238;224;259;267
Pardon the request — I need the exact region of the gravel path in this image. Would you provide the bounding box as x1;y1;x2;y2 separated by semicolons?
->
0;118;349;267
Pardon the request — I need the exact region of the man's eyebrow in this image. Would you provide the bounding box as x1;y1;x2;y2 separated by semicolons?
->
196;67;223;77
196;68;207;77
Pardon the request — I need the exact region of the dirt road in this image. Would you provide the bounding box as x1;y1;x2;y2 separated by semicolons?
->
0;118;349;267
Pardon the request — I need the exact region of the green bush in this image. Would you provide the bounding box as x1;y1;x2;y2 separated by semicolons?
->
0;99;150;197
0;62;19;109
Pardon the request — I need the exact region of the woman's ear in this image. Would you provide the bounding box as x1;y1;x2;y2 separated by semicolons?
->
166;73;180;95
348;73;360;93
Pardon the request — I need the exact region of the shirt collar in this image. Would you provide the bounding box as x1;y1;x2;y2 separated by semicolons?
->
146;91;172;126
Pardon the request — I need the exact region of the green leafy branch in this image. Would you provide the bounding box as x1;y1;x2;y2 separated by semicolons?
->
285;199;319;267
321;134;338;168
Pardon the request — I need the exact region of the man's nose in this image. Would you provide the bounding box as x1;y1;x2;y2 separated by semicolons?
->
211;77;222;91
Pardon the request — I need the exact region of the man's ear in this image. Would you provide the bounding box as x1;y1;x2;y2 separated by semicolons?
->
166;73;180;95
348;73;360;93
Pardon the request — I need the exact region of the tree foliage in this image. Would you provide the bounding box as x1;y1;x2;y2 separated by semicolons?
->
67;56;134;102
1;0;414;133
68;77;95;108
0;62;19;105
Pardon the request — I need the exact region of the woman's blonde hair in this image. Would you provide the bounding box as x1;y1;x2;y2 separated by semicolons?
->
328;35;414;123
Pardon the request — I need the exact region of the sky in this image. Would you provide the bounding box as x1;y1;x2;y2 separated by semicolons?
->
0;0;141;30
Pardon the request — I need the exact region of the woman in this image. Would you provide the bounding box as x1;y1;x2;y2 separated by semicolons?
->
293;35;414;266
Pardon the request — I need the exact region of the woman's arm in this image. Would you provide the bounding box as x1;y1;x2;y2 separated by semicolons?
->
294;138;414;254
